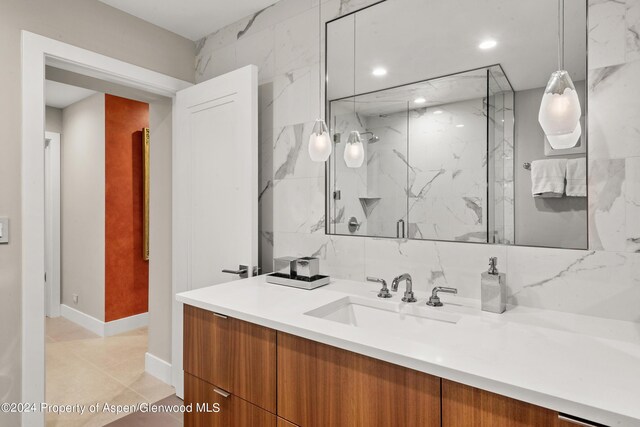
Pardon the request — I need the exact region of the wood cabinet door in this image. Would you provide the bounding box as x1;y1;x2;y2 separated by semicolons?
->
185;373;276;427
277;332;441;427
230;317;277;413
442;379;559;427
184;305;232;391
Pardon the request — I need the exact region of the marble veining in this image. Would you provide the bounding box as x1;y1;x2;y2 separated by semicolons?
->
237;5;274;40
628;0;640;60
588;0;627;70
193;0;640;323
513;251;599;290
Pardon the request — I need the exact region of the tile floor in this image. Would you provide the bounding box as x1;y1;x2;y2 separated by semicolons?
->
46;316;179;426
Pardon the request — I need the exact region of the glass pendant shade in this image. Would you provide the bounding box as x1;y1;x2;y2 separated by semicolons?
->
308;119;332;162
538;70;582;149
344;131;365;168
546;121;581;149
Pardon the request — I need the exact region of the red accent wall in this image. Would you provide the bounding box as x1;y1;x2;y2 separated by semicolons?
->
105;94;149;322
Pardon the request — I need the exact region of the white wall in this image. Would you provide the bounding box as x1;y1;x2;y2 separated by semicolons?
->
148;99;173;363
45;106;63;133
0;1;193;417
61;93;106;321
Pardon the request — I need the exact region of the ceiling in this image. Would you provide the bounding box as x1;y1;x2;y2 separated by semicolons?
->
45;80;97;109
327;0;586;100
98;0;277;41
331;66;511;116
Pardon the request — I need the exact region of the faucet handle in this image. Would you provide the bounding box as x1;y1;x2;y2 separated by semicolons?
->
427;286;458;307
367;276;392;299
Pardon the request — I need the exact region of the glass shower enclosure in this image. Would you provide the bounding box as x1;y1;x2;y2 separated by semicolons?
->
327;65;515;244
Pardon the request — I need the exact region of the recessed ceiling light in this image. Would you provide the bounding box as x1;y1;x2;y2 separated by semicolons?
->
456;124;465;128
478;39;497;50
414;97;426;104
433;110;443;115
372;67;387;77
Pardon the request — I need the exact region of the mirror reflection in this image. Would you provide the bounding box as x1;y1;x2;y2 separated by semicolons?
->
326;0;587;249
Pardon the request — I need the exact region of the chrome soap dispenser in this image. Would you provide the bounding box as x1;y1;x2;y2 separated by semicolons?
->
481;257;506;314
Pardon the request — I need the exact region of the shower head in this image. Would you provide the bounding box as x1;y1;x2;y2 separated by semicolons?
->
360;132;380;143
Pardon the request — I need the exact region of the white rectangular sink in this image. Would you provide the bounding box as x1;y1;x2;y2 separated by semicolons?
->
305;296;461;340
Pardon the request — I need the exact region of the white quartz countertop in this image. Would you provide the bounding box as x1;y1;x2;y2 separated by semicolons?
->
176;276;640;426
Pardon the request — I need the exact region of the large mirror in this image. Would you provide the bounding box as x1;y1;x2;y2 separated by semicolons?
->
326;0;588;249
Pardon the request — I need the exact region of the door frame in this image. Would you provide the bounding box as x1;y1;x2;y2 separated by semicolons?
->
44;132;61;318
21;31;191;427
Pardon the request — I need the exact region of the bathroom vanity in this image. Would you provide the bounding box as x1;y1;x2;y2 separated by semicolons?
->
177;277;640;426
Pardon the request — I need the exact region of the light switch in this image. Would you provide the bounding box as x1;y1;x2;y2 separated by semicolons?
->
0;217;9;244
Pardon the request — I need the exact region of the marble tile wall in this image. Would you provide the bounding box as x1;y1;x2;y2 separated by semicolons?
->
196;0;640;323
407;100;488;242
362;111;407;237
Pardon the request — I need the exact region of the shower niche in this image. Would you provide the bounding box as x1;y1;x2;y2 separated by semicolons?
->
328;66;515;243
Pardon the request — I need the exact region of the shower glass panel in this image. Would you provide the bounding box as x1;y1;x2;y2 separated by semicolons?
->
327;65;515;243
488;67;515;244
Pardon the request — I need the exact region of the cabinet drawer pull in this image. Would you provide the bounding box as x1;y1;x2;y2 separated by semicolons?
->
213;312;228;319
213;387;230;398
558;413;604;427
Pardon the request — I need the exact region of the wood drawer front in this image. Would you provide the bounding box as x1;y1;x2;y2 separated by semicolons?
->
442;379;560;427
184;305;276;413
277;332;441;427
184;373;276;427
277;417;299;427
184;305;232;391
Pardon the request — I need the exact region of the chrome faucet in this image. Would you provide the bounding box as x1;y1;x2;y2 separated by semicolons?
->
367;277;392;298
391;273;417;303
426;286;458;307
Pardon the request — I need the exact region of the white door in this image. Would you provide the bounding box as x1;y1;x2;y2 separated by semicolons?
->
44;132;61;318
172;65;259;397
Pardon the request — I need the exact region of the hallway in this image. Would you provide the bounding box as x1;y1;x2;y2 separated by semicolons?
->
45;317;177;426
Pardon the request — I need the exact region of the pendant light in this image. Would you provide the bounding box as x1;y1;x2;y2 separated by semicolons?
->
344;14;365;168
344;130;365;168
546;121;582;148
308;0;331;162
538;0;581;149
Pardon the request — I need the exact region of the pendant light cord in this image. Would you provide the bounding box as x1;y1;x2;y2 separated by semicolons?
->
558;0;564;70
318;0;322;119
353;13;357;128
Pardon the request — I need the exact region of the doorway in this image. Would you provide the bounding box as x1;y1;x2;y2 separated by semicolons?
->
23;31;258;427
43;79;175;425
22;31;191;427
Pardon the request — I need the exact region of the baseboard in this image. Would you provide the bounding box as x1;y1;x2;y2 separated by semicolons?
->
145;352;172;385
60;304;148;337
104;311;148;336
174;369;184;399
60;304;104;336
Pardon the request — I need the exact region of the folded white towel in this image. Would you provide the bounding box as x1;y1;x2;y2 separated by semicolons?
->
566;157;587;197
530;159;567;198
